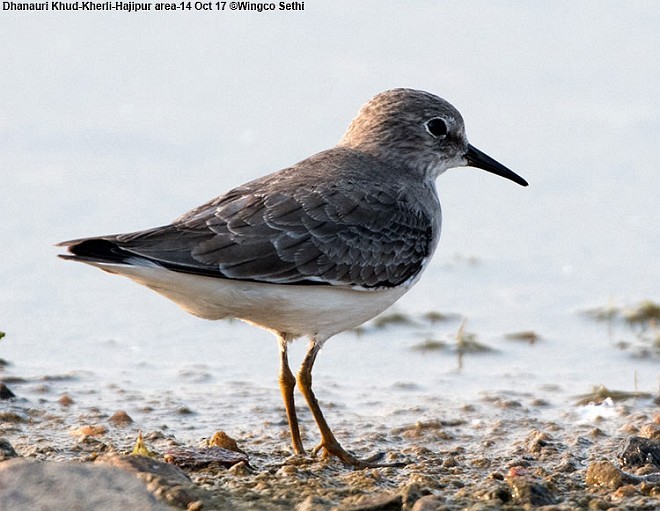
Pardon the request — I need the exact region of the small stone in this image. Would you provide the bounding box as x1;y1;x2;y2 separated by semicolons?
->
70;424;107;437
276;464;298;476
208;431;244;454
0;412;25;423
638;423;660;440
58;394;74;407
506;468;556;506
0;383;16;400
611;484;639;499
587;497;612;510
343;493;402;511
0;439;18;461
476;483;512;503
296;495;331;511
618;436;660;469
109;410;134;426
586;461;624;489
227;461;250;476
399;483;430;508
526;430;554;453
411;495;447;511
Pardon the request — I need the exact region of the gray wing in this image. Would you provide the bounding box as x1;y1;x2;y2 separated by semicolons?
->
62;152;436;289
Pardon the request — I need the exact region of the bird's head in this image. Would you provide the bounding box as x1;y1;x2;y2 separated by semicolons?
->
339;88;528;187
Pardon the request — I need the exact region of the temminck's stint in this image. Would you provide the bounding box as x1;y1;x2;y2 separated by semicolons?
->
59;88;528;468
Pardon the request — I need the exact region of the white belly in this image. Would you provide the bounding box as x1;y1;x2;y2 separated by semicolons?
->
90;262;411;341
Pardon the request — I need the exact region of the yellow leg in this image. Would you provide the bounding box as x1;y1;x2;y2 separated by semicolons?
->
278;334;305;455
296;338;405;468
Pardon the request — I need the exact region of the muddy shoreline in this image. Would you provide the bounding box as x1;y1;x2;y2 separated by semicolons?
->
1;366;658;510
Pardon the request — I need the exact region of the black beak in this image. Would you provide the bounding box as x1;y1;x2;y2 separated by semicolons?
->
466;144;528;187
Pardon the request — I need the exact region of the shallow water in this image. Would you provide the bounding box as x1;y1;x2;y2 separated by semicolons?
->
1;3;659;450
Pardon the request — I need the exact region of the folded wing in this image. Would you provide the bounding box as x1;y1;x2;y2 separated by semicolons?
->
60;153;435;289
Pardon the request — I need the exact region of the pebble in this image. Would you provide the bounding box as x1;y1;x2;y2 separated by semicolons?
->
586;460;631;489
109;410;134;426
58;394;75;406
505;467;556;506
342;493;402;511
411;495;447;511
0;383;16;400
0;439;18;461
208;430;245;454
70;424;108;437
617;435;660;469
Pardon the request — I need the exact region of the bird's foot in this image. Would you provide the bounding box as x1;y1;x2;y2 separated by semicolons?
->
311;440;406;469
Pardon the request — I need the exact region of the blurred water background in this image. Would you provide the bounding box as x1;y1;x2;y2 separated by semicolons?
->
1;2;658;439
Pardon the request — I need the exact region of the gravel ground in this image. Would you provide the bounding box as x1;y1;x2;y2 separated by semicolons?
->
1;370;658;510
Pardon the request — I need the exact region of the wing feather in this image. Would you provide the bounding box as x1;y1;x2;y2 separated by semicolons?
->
65;148;438;289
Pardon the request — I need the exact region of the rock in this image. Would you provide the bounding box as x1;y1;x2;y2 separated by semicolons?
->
399;483;431;508
208;430;245;454
70;424;108;437
97;454;208;509
586;459;659;490
58;393;75;406
227;460;251;476
586;461;628;489
0;411;25;423
296;495;332;511
525;430;554;454
0;458;174;510
98;454;192;486
343;493;402;511
0;383;15;400
638;423;660;440
0;438;18;461
618;436;660;469
411;495;448;511
109;410;134;426
505;467;556;506
473;483;512;504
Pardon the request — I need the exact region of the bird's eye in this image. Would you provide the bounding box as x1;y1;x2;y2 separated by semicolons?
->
425;118;448;139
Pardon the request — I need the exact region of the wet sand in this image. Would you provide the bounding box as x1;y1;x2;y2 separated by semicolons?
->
1;361;658;510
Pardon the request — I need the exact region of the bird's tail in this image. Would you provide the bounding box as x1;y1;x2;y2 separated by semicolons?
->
57;237;140;266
